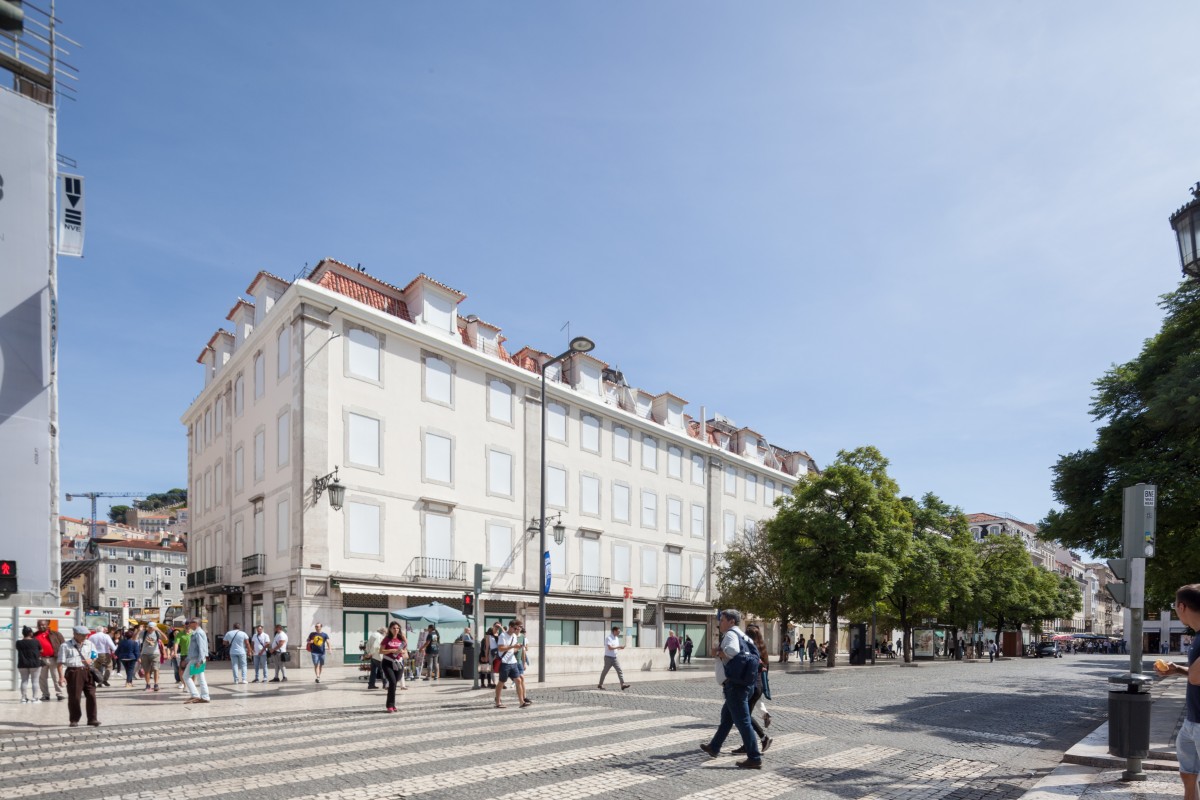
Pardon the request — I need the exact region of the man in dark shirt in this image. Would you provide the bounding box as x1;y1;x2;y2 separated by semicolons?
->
1155;583;1200;800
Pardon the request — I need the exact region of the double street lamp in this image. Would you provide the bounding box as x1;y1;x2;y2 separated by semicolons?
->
533;336;595;682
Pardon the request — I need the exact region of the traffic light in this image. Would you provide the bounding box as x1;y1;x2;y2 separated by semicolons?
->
0;1;23;34
1105;484;1156;608
0;560;16;595
463;592;474;618
473;563;491;595
1105;558;1129;607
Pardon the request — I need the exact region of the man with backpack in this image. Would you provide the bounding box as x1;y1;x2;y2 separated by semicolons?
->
422;624;440;681
698;609;763;769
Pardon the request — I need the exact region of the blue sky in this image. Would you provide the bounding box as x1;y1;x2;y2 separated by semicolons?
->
54;3;1198;528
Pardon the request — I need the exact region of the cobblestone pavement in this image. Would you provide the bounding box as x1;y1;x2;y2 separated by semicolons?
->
0;655;1119;800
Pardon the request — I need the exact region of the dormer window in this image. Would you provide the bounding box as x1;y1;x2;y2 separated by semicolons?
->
401;274;465;338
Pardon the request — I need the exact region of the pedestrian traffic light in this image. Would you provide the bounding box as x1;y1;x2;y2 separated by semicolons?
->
473;563;491;595
0;560;17;595
463;592;474;618
1105;558;1129;607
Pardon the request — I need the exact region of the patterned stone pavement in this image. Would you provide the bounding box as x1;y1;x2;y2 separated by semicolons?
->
0;654;1120;800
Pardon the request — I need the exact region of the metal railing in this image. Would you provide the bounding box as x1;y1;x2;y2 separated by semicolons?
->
242;554;266;577
568;575;610;595
402;557;467;583
659;583;690;601
187;566;224;588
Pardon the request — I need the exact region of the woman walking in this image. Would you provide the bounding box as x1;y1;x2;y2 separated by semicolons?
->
116;629;139;687
733;623;772;755
379;622;407;713
16;626;42;702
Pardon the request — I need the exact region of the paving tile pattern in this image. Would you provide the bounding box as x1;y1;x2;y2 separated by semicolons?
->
0;655;1118;800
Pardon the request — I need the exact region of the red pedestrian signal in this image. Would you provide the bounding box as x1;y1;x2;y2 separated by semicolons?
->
0;560;15;595
462;592;474;617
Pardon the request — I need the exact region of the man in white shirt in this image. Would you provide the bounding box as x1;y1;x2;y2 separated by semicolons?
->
269;624;289;682
249;625;271;683
598;625;630;690
699;609;762;769
59;626;100;727
88;627;117;687
494;620;528;709
364;626;386;690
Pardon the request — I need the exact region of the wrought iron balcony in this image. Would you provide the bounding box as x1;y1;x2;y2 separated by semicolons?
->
402;557;467;583
185;572;196;589
658;583;690;601
567;574;610;595
242;554;266;577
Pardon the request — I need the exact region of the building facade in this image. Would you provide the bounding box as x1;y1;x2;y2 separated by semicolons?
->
182;260;814;669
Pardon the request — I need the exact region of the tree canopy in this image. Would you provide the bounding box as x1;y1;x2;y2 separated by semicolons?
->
1041;281;1200;608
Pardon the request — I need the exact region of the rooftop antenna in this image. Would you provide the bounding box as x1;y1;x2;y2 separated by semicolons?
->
560;320;570;347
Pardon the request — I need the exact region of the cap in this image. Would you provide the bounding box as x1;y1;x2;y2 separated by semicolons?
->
72;626;89;636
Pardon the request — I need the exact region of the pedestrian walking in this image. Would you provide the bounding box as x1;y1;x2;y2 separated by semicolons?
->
494;619;528;708
597;625;630;690
16;626;42;703
33;620;64;701
249;625;270;683
478;629;495;688
269;624;289;682
116;629;139;687
364;626;385;690
59;626;101;727
88;627;116;687
183;618;210;704
698;609;762;769
795;634;806;662
683;635;694;664
1154;583;1200;800
988;640;997;662
779;633;790;664
807;636;818;663
223;623;250;684
306;622;330;683
138;621;163;692
421;624;440;681
379;621;406;712
664;630;680;671
173;624;192;689
742;623;773;753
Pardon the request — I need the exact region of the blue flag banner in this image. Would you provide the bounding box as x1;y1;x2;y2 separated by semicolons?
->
543;551;551;594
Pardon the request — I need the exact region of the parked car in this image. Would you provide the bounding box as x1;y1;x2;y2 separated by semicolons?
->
1034;641;1063;658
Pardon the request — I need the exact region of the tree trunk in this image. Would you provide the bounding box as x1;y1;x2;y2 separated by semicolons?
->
899;600;911;664
826;596;839;668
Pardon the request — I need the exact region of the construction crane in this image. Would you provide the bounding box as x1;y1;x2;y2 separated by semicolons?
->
64;492;153;539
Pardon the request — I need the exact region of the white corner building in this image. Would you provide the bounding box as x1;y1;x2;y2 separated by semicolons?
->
182;260;814;671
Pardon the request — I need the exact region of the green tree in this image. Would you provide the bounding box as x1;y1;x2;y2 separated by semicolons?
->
714;523;808;638
882;494;977;662
970;533;1075;638
107;505;130;524
770;446;910;667
1042;281;1200;609
135;488;188;511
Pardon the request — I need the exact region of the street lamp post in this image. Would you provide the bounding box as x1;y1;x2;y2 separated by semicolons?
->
533;336;595;683
1168;182;1200;280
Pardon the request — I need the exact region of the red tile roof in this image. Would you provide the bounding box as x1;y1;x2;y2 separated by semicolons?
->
401;273;467;302
225;298;254;321
314;270;413;323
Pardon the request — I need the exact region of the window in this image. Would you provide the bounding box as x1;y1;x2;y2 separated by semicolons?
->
347;327;380;382
127;565;134;574
276;498;290;552
487;378;513;424
164;568;172;576
745;473;757;502
233;521;243;561
581;474;600;516
691;554;706;593
204;470;212;510
547;402;567;442
547;466;567;508
127;580;135;589
193;424;200;454
277;410;290;467
214;459;223;500
488;523;513;570
691;453;705;485
254;431;265;482
641;490;657;529
545;620;578;646
107;579;117;589
423;432;453;484
612;482;630;523
613;544;631;584
667;446;682;479
346;501;382;557
487;449;513;497
204;409;212;444
214;400;223;437
765;479;776;505
277;325;291;379
108;564;116;573
144;580;154;590
254;352;264;399
641;548;657;587
581;414;601;453
641;436;657;471
234;446;245;493
347;412;381;469
423;354;452;405
613;426;630;463
723;511;736;544
667;497;682;533
234;376;244;417
253;504;264;553
691;504;704;539
724;465;737;495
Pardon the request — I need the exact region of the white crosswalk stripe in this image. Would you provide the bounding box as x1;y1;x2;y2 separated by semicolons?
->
491;770;658;800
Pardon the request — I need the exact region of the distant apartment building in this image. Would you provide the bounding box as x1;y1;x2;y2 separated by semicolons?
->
966;513;1056;570
59;518;188;620
182;260;815;669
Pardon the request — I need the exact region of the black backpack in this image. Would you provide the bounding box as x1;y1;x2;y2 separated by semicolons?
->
724;632;761;687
